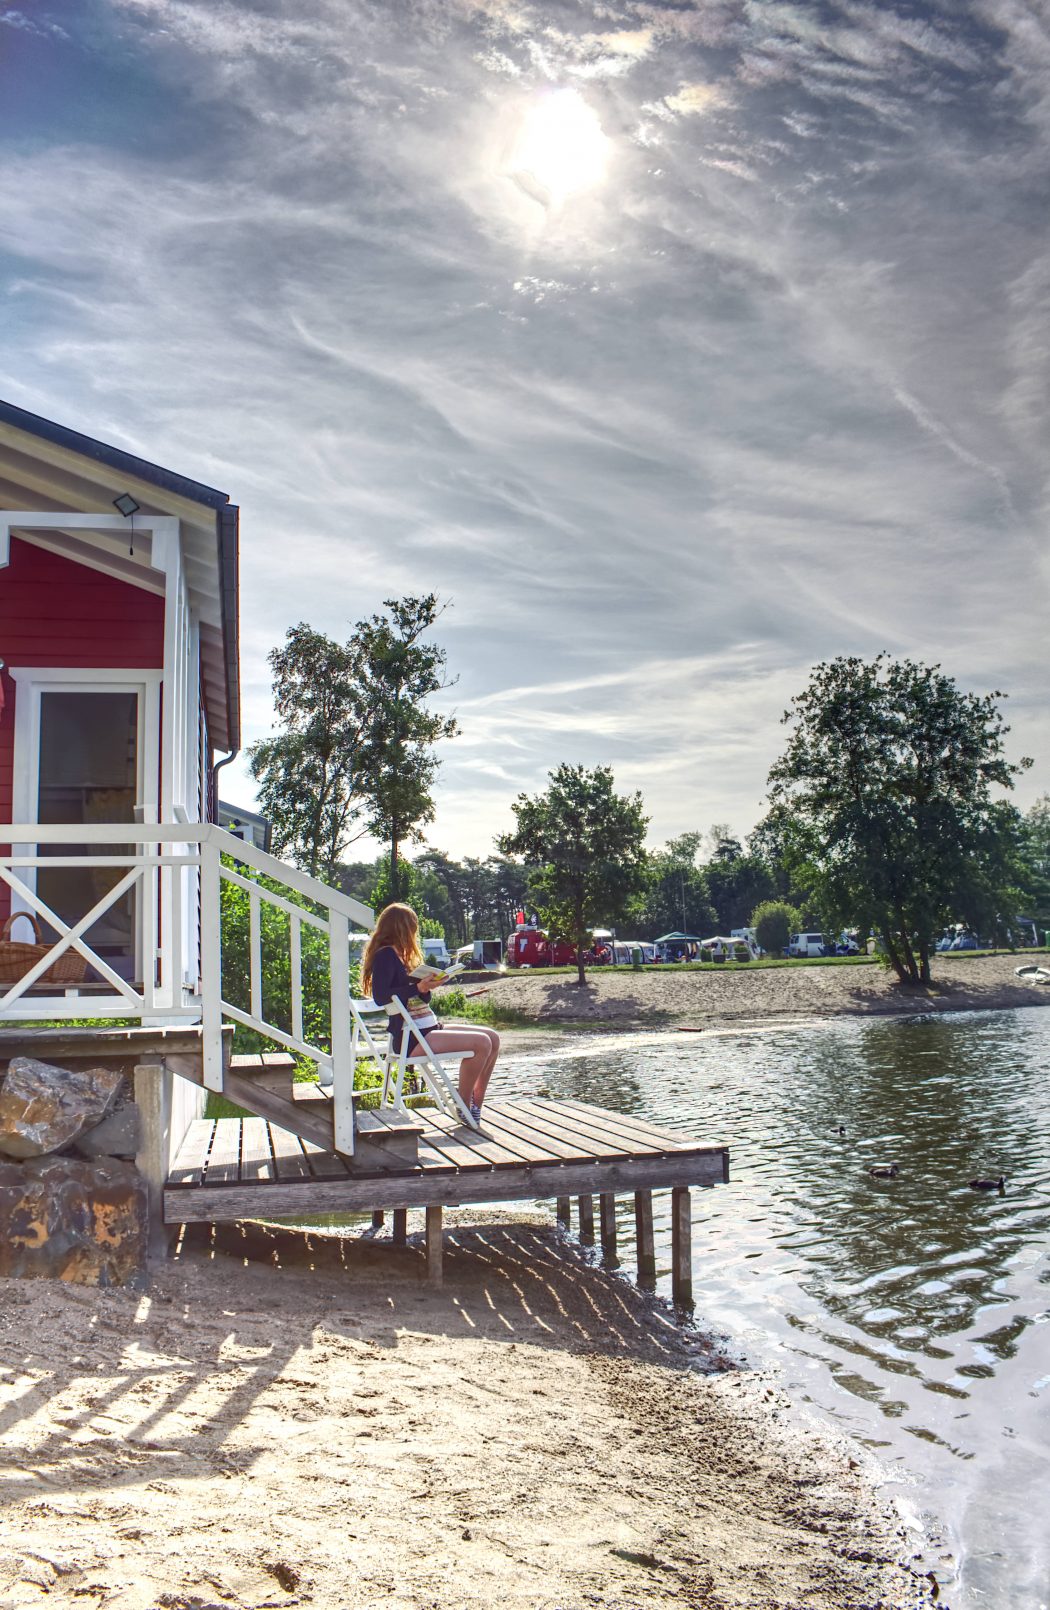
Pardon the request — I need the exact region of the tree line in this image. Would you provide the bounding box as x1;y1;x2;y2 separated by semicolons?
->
251;605;1049;988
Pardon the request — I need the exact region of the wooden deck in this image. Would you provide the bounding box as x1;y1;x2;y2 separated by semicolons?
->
165;1099;729;1301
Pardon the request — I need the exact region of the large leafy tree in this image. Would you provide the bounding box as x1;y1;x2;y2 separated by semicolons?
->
355;595;459;904
764;655;1032;985
498;765;649;985
247;625;371;881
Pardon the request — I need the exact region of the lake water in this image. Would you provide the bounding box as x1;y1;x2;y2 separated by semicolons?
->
495;1008;1050;1610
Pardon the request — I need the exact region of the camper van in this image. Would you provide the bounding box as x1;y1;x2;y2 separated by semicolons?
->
421;937;451;970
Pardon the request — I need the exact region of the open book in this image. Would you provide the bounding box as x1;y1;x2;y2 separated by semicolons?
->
409;960;465;986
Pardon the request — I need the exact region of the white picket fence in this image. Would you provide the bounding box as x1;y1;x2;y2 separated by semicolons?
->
0;822;372;1155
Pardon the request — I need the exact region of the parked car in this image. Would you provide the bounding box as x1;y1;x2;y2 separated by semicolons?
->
788;932;827;958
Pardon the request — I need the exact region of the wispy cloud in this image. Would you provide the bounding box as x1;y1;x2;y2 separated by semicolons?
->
2;0;1047;852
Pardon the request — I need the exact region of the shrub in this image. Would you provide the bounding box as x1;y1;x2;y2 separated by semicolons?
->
751;900;801;955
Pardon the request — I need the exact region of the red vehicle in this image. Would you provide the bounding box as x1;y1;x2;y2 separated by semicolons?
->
506;924;576;968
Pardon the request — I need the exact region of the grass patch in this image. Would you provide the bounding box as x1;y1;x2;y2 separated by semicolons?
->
432;986;539;1028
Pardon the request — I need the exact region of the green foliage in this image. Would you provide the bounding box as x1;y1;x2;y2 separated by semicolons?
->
764;655;1032;985
704;847;777;934
629;835;716;940
498;764;649;984
218;855;360;1056
1021;794;1050;927
750;899;801;954
247;624;372;881
354;595;459;903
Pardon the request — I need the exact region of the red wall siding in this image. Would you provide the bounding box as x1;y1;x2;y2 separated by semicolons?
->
0;538;164;822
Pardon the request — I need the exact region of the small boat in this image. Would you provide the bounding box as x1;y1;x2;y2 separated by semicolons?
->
1015;965;1050;984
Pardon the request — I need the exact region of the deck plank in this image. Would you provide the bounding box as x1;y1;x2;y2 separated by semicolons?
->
557;1098;699;1150
302;1138;350;1178
204;1117;242;1184
417;1109;546;1168
501;1100;667;1158
168;1119;215;1187
473;1105;583;1163
413;1112;497;1170
268;1123;313;1181
240;1116;275;1183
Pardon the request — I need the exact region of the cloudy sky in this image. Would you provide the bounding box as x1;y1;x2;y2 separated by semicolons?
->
2;0;1048;859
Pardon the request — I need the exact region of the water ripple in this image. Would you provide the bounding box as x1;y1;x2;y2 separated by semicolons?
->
499;1007;1050;1610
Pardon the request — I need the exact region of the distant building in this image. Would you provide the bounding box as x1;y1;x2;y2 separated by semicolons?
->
218;801;271;852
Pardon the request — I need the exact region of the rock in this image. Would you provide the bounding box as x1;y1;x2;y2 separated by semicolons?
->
0;1155;148;1287
73;1099;143;1159
0;1058;124;1159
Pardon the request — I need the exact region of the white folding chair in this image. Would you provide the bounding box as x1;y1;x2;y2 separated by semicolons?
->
382;997;479;1129
318;997;389;1091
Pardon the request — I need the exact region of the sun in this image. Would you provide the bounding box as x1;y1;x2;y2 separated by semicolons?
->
508;88;609;206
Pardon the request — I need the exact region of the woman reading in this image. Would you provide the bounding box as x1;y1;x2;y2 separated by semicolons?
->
360;903;500;1125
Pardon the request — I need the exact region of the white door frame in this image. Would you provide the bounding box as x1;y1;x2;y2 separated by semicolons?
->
9;666;162;825
7;669;163;967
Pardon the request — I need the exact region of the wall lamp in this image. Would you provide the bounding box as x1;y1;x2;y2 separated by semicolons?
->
113;492;140;555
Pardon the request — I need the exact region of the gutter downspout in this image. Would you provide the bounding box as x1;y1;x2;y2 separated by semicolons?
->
210;748;238;824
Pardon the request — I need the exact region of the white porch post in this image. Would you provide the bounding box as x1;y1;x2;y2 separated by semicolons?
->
200;834;225;1093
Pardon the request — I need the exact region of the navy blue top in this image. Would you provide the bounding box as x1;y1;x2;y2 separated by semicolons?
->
369;946;432;1048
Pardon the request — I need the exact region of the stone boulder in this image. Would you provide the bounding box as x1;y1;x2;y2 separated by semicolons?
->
0;1155;148;1287
0;1057;124;1159
73;1097;143;1160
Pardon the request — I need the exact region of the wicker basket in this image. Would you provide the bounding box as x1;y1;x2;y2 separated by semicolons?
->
0;912;89;987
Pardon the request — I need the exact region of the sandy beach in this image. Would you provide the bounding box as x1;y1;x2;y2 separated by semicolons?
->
7;956;1034;1608
0;1215;931;1610
467;951;1050;1031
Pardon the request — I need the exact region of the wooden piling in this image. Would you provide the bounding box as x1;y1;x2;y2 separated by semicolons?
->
392;1207;408;1245
634;1189;656;1283
578;1194;595;1242
670;1186;692;1308
556;1196;571;1226
425;1204;443;1285
599;1193;618;1262
371;1210;384;1230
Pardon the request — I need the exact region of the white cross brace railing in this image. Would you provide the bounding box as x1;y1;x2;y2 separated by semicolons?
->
0;822;372;1156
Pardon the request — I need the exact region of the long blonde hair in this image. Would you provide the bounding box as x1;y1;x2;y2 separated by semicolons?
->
361;903;423;996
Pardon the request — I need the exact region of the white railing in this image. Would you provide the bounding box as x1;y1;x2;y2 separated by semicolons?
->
0;823;372;1156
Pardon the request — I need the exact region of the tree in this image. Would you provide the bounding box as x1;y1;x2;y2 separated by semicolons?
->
355;596;459;903
764;655;1032;985
629;833;716;940
247;625;372;881
498;765;649;985
1021;795;1050;928
704;846;776;933
750;899;800;955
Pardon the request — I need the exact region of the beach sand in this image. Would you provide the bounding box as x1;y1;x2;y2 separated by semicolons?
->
469;950;1050;1031
0;1216;929;1610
